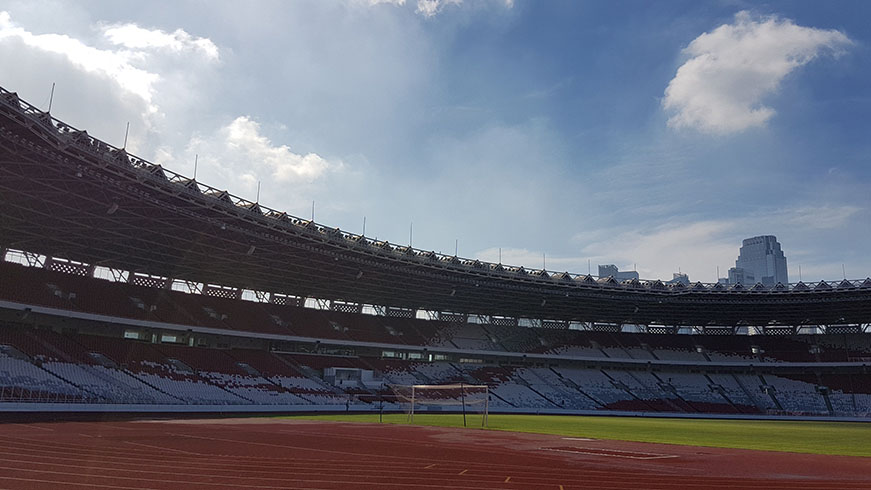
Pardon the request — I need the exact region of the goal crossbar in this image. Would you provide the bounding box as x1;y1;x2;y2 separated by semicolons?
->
389;383;489;427
400;383;487;390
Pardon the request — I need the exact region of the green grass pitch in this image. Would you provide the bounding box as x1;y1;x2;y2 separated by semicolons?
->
285;413;871;457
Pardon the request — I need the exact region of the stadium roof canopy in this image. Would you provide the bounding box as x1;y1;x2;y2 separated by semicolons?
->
2;85;871;328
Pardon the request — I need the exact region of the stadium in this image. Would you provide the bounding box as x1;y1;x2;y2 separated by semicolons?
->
2;84;871;489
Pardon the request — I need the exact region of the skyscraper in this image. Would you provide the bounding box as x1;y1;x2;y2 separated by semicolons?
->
730;235;788;286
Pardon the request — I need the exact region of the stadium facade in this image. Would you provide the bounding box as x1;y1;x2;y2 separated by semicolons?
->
2;84;871;418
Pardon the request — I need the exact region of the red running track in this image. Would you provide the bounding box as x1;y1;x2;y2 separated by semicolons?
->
0;418;869;489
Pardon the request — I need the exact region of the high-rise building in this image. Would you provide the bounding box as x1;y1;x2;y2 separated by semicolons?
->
732;235;788;286
666;272;690;285
597;264;639;281
727;267;755;286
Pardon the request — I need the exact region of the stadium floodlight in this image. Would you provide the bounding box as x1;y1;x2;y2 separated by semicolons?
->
389;383;489;428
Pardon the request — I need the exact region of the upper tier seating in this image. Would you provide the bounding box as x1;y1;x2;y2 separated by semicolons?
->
2;260;867;364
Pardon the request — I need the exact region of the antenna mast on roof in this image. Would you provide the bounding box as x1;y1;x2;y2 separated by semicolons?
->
193;154;198;180
256;181;261;204
122;122;130;150
362;216;366;236
47;82;55;112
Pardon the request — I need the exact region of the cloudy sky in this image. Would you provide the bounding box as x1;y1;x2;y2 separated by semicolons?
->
1;0;869;283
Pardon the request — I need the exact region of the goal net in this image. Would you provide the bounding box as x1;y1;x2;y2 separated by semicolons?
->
389;383;489;427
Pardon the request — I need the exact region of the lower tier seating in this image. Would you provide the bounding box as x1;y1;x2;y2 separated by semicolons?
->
1;321;870;416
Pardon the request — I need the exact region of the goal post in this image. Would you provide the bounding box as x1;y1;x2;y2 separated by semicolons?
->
389;383;489;427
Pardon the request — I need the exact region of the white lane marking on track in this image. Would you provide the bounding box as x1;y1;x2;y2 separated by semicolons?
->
562;437;596;441
164;431;472;463
0;463;547;490
539;447;679;460
124;441;205;455
99;424;139;431
0;474;158;489
8;424;53;431
0;464;312;489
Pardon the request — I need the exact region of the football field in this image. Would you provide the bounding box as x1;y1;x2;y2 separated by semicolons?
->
287;413;871;457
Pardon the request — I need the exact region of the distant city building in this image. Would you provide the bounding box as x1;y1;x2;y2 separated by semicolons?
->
666;272;690;285
598;264;639;281
727;267;755;286
731;235;788;286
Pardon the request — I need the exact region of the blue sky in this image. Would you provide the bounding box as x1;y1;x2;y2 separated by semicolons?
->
1;0;869;282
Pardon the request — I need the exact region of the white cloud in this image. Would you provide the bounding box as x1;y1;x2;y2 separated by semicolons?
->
781;205;861;230
416;0;462;18
363;0;512;16
182;116;337;200
0;9;226;162
224;116;332;183
663;11;851;134
0;11;159;110
0;11;219;120
364;0;511;16
103;24;219;61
